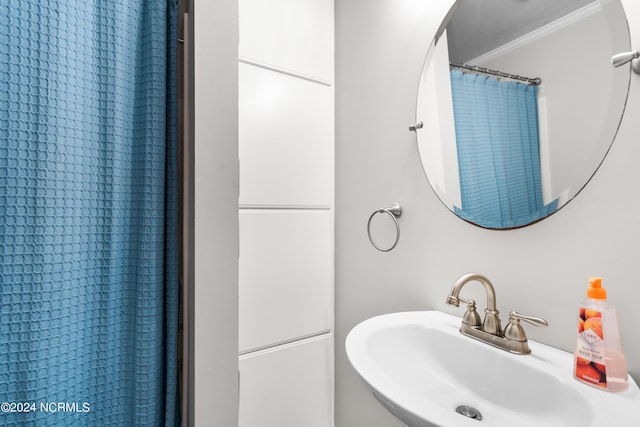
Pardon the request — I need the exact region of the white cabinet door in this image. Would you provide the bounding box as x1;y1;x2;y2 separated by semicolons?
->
239;0;333;81
239;335;333;427
239;63;332;207
239;210;333;352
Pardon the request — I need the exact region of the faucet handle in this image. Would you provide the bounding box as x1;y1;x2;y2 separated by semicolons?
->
459;298;482;327
509;311;548;327
504;311;548;342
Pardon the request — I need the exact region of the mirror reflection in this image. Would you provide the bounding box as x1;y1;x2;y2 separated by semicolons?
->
416;0;631;229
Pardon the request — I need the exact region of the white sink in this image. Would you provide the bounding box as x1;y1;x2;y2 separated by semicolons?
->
345;311;640;427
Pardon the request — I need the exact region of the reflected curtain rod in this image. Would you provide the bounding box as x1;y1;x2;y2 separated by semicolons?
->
450;62;542;86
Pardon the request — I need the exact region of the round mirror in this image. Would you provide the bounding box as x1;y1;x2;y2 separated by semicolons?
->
415;0;631;229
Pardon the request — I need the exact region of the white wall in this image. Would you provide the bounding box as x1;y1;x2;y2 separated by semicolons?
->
416;30;460;209
238;0;334;425
335;1;640;426
190;0;239;425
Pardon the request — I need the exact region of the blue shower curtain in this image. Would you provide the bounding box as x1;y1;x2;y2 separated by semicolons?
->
0;1;179;426
450;70;557;229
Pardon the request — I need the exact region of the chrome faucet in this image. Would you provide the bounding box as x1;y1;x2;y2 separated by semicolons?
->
446;273;548;355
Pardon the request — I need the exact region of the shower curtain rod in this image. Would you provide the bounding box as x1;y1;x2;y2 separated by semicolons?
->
450;62;542;86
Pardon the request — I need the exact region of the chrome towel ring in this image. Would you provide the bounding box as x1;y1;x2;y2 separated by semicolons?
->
367;203;402;252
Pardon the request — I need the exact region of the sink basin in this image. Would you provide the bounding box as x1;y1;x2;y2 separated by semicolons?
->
345;311;640;427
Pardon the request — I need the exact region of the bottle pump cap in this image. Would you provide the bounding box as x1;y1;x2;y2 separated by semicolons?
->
587;276;607;300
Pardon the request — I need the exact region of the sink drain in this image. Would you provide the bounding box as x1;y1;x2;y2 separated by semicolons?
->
455;405;482;421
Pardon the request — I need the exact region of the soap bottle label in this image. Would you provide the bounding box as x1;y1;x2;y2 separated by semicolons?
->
575;308;607;388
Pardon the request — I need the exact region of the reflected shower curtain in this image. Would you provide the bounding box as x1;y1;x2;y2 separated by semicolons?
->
0;1;179;426
450;70;557;229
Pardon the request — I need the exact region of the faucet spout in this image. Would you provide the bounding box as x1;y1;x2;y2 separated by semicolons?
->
447;273;497;311
447;273;501;335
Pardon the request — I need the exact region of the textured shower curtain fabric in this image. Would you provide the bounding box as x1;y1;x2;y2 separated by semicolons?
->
0;1;179;426
450;70;557;228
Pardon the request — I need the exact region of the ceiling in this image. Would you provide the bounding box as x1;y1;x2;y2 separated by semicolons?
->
446;0;599;63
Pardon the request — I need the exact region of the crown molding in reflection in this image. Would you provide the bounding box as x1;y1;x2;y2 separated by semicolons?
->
470;0;605;64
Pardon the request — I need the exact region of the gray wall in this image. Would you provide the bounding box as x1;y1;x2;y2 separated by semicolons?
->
335;0;640;426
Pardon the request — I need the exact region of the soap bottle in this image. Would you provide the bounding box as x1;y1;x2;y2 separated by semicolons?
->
574;277;628;392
